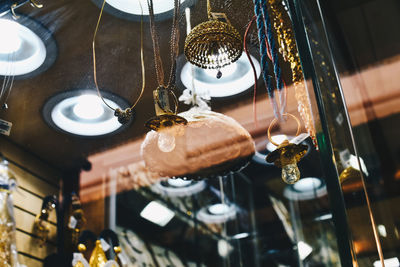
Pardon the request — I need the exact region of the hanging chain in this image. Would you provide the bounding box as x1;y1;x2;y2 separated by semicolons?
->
147;0;180;89
92;0;146;112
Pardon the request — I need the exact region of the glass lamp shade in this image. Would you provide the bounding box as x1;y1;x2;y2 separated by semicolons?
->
141;107;255;179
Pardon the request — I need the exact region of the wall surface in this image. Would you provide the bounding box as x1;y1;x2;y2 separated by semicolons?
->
1;137;62;267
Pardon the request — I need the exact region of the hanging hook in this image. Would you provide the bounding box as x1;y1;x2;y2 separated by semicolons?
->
10;3;20;20
29;0;43;9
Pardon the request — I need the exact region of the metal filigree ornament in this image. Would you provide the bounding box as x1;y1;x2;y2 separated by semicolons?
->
184;0;242;79
266;113;308;184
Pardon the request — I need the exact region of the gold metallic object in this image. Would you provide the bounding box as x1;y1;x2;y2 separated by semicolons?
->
34;195;57;246
78;243;87;252
184;0;242;78
68;193;87;246
92;0;145;124
0;160;17;267
29;0;43;8
145;86;187;131
10;3;20;20
266;114;307;184
89;240;108;267
268;0;317;147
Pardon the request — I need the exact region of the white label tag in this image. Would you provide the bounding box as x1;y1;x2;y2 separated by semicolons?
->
0;119;12;136
68;216;77;229
290;133;309;145
118;253;128;266
100;238;111;252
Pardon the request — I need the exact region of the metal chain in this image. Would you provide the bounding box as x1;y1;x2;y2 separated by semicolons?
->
92;0;146;111
148;0;180;90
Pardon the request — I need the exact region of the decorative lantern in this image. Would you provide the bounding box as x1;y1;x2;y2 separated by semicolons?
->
184;0;242;79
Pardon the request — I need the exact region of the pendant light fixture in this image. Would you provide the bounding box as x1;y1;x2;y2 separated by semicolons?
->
184;0;242;79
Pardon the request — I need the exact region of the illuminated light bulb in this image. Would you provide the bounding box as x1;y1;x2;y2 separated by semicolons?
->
0;19;22;54
157;131;176;152
282;162;300;184
73;94;105;120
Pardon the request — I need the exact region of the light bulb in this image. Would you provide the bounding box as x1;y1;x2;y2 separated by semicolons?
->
158;131;176;152
282;162;300;184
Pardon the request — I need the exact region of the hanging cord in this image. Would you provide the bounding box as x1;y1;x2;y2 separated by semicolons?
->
261;0;286;117
92;0;146;111
252;0;280;119
167;0;181;88
243;16;259;127
148;0;180;89
0;52;16;109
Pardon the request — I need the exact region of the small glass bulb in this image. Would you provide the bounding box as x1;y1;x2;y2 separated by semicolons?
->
158;132;176;152
282;163;300;184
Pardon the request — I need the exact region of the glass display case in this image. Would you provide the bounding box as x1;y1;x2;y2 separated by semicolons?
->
0;0;399;266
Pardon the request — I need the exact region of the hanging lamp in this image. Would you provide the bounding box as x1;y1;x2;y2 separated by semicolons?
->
184;0;242;79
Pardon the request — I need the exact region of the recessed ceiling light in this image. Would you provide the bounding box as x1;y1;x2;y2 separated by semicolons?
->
179;53;261;98
140;201;174;227
293;177;322;192
373;257;399;267
284;177;327;201
167;178;192;187
92;0;196;21
232;232;250;240
0;18;46;76
153;178;206;197
42;90;131;137
208;203;231;215
197;203;236;224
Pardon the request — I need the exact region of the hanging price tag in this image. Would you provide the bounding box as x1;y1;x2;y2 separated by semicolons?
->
100;238;111;252
68;216;77;229
290;133;309;145
0;119;12;136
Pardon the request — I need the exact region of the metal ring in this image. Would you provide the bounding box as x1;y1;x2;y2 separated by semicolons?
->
267;113;301;146
11;3;20;20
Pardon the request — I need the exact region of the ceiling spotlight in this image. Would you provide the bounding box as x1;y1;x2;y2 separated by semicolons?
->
167;178;192;187
42;90;131;137
0;18;46;76
208;203;231;215
153;178;206;197
73;94;105;120
284;177;327;201
92;0;196;21
293;177;322;192
179;53;261;98
197;203;236;224
140;201;175;227
373;257;400;267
